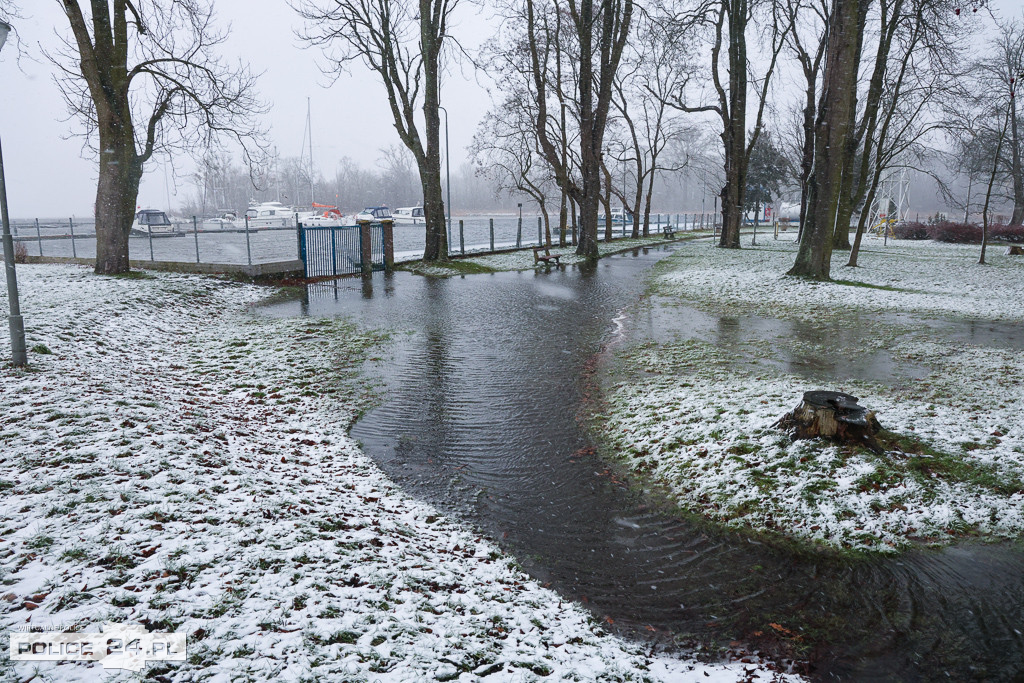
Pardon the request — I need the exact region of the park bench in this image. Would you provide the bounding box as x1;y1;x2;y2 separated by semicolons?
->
1006;245;1023;256
663;226;676;239
532;246;562;267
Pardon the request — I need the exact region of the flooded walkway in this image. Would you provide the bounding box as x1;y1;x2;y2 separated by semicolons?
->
261;245;1024;681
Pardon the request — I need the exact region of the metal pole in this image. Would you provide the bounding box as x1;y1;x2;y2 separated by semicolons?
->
439;105;452;253
68;218;77;259
35;218;42;256
193;216;200;263
516;203;522;248
459;219;465;255
148;220;154;260
489;218;494;252
537;216;542;246
244;214;252;266
0;135;27;366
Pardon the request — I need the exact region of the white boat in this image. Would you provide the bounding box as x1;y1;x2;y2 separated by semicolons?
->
130;209;176;236
393;206;425;225
244;201;296;228
600;207;633;225
355;206;393;222
299;203;347;226
202;210;239;230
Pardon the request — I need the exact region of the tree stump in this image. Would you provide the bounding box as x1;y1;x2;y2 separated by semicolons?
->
774;391;884;454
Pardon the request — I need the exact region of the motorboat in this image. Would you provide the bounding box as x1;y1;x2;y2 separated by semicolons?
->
130;208;176;236
355;206;393;222
202;210;239;230
392;206;425;225
600;207;633;225
244;201;296;228
300;203;347;226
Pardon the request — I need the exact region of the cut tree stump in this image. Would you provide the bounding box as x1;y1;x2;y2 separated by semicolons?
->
774;391;884;454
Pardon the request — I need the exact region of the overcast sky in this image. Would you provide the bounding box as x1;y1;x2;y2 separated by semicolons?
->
0;0;494;218
0;0;1019;218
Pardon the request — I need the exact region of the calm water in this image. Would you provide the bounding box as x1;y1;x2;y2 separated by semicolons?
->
260;244;1024;681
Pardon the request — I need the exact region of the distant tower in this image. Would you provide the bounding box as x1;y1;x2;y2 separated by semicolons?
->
869;165;911;227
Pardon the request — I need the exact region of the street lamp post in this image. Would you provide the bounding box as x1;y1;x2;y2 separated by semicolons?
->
0;20;27;367
438;105;452;253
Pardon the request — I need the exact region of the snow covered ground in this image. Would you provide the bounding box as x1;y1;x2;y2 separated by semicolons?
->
603;239;1024;553
0;264;797;682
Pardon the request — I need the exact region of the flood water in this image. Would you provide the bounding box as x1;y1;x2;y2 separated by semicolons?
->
260;244;1024;681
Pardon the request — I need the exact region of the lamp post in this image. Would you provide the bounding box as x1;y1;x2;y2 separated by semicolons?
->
438;105;452;252
0;20;27;367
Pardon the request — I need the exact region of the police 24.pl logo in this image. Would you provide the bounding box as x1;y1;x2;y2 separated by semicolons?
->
10;622;186;672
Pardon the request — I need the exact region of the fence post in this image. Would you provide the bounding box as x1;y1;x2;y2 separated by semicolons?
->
489;218;494;252
382;219;394;271
516;213;522;248
35;218;42;256
359;220;372;275
68;218;77;259
193;216;200;263
331;225;339;277
459;219;465;255
147;221;154;261
296;217;303;260
298;223;308;277
244;215;252;267
537;216;542;246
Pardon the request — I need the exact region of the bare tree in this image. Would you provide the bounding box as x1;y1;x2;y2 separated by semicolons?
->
471;96;558;245
295;0;461;262
662;0;790;249
522;0;634;260
983;17;1024;225
846;0;969;265
780;0;827;235
609;17;692;237
52;1;265;274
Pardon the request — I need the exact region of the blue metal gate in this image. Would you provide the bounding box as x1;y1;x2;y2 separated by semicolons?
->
299;223;385;277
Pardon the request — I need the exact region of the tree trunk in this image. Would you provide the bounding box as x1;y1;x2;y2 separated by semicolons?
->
603;163;614;242
719;0;747;250
790;0;864;280
94;123;143;275
1011;92;1023;225
797;79;816;239
420;23;448;263
420;162;448;261
559;188;568;247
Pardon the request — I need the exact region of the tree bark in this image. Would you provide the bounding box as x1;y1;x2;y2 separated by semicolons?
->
1011;89;1023;225
94;121;143;274
789;0;865;280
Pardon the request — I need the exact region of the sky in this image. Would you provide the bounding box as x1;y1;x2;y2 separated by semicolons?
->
0;0;494;218
0;0;1020;219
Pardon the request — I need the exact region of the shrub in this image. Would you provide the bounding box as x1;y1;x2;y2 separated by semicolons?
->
892;221;931;240
14;242;27;263
929;221;983;243
990;224;1024;243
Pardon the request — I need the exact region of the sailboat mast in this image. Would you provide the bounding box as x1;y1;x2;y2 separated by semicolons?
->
307;97;314;209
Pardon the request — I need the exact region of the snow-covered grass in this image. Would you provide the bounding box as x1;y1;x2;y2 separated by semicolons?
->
401;233;704;276
602;239;1024;553
0;264;796;682
651;237;1024;321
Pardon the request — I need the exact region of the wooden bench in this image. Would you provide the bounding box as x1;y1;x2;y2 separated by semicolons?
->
532;246;562;267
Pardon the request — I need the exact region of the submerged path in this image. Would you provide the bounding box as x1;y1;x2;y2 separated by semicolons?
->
262;245;1024;681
